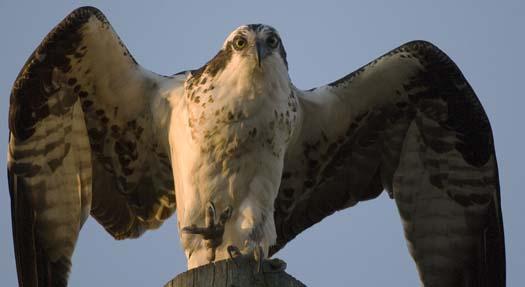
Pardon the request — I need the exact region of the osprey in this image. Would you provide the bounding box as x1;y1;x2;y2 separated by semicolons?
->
7;6;505;287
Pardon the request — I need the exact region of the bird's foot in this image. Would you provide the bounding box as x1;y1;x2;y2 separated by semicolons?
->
262;258;287;273
182;201;232;263
227;245;243;259
227;245;243;267
228;244;286;273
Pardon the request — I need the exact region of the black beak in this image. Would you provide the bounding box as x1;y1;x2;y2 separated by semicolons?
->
256;41;268;67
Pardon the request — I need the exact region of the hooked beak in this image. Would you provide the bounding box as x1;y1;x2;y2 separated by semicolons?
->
255;41;268;67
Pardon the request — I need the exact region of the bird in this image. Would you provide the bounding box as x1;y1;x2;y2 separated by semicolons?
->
7;6;505;287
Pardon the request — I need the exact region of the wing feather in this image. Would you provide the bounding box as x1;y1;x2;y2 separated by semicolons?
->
7;7;181;286
274;41;505;285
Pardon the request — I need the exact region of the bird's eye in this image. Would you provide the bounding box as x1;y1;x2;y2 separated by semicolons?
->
233;36;247;50
266;35;279;49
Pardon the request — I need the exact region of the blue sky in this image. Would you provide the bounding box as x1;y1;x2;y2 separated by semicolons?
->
0;1;523;286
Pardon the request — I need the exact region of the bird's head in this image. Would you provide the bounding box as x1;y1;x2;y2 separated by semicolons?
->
191;25;287;79
187;24;290;96
222;24;288;70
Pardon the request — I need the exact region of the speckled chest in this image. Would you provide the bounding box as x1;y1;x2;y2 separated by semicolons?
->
183;73;298;164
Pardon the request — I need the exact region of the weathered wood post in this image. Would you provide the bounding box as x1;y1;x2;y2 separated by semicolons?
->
164;257;306;287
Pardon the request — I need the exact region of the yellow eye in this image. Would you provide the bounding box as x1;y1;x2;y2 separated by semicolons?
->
266;35;279;49
233;36;247;50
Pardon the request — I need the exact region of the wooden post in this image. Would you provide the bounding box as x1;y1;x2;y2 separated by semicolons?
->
164;257;306;287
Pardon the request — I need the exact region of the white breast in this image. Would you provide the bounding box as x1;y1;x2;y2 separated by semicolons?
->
168;57;298;268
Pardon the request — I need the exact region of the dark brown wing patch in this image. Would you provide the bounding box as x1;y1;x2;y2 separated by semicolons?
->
7;7;177;287
272;41;505;285
9;7;104;141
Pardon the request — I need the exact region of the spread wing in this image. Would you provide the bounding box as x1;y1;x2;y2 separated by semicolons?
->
7;7;182;286
273;41;505;285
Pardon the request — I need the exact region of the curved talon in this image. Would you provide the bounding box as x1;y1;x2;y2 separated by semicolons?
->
227;245;242;259
227;245;242;267
253;245;264;273
219;206;233;225
205;201;216;228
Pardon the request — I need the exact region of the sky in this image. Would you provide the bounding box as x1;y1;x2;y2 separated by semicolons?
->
0;0;523;286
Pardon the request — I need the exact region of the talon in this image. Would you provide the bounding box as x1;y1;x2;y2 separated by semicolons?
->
253;245;264;273
227;245;242;267
227;245;242;259
205;201;216;228
219;205;233;225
